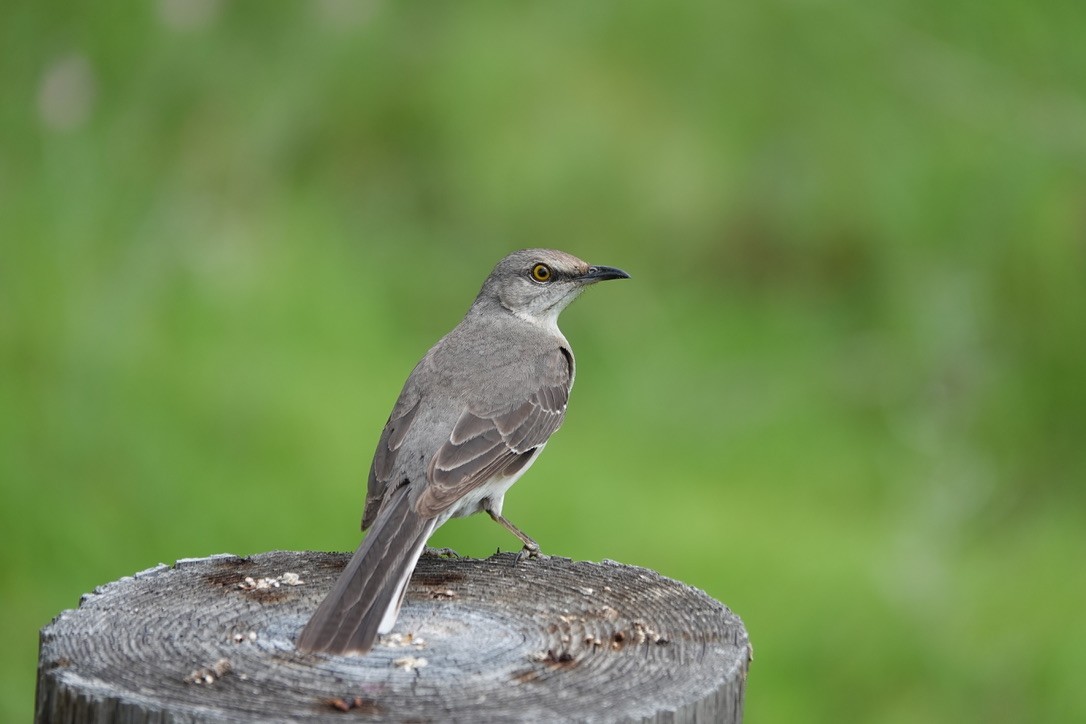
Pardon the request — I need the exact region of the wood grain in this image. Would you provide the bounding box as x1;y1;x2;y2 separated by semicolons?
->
36;550;751;723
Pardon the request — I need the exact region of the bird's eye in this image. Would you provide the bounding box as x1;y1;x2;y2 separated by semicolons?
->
531;263;552;283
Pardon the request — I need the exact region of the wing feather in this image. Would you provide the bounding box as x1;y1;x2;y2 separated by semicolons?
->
417;348;572;517
363;395;420;530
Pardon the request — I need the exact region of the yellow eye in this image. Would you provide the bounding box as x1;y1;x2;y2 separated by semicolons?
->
531;263;552;282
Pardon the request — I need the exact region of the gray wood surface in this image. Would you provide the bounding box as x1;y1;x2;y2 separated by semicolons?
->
36;550;751;723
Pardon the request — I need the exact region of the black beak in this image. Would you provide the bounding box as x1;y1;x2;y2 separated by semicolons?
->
581;265;631;283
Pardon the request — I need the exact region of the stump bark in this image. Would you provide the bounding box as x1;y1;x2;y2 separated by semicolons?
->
36;551;751;723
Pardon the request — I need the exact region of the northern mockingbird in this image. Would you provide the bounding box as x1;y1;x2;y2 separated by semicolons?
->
296;249;629;655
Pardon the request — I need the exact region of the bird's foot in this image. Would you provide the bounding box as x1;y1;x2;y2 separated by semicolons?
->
424;547;461;558
513;543;545;566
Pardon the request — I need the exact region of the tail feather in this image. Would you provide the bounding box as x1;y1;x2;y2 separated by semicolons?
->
297;488;435;654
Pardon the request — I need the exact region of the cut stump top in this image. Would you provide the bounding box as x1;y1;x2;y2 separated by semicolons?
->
37;550;751;723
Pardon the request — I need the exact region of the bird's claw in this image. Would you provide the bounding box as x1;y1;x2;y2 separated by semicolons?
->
424;547;461;559
513;545;544;566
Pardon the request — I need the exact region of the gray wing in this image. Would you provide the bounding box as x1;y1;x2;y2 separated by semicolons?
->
416;347;572;517
362;391;421;530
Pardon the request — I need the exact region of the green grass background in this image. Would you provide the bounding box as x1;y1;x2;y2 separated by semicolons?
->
3;1;1085;721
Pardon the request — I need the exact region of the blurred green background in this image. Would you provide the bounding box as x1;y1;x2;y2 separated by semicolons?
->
3;1;1085;721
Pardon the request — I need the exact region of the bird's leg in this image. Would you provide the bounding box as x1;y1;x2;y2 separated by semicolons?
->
484;506;542;562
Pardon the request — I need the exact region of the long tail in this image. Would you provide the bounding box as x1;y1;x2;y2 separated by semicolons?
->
296;487;435;655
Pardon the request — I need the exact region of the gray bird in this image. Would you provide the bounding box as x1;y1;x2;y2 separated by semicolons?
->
296;249;629;655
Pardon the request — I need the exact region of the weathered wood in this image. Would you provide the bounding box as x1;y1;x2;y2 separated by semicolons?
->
36;550;751;723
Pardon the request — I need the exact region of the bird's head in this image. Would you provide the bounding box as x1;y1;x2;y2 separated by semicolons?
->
475;249;630;328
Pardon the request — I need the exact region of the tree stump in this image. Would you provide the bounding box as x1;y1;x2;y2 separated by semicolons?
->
36;550;751;723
